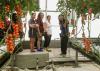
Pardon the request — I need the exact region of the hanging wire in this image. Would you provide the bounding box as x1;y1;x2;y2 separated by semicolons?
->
0;14;13;46
1;14;28;71
74;25;83;36
0;12;24;69
0;11;17;54
1;38;23;69
0;49;7;53
0;0;31;69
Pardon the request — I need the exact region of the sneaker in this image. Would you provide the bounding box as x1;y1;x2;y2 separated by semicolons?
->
37;48;43;52
60;53;66;57
62;54;66;57
40;48;43;49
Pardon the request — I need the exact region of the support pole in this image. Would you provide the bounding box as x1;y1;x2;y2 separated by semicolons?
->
88;14;91;38
74;12;80;68
10;54;16;71
75;16;79;68
36;58;39;71
74;0;80;67
45;0;47;19
74;49;79;67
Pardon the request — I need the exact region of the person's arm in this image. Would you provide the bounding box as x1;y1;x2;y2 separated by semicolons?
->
29;24;36;28
66;24;69;37
43;22;47;32
35;23;41;36
35;24;39;32
28;20;36;28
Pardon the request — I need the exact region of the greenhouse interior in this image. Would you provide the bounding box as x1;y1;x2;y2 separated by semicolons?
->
0;0;100;71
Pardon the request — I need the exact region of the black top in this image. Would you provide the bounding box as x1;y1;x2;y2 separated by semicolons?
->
29;18;37;32
28;18;38;37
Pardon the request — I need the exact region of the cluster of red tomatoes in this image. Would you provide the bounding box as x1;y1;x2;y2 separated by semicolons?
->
5;22;22;54
5;34;15;54
82;37;92;53
0;19;4;29
5;4;10;13
15;4;23;16
12;23;20;39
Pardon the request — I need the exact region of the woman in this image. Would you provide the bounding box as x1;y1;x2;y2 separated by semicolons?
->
58;14;69;57
44;15;52;52
29;13;38;52
36;12;44;51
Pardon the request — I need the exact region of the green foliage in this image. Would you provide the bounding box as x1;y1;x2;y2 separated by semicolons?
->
57;0;100;16
57;0;70;15
0;0;39;18
20;0;39;12
29;0;39;11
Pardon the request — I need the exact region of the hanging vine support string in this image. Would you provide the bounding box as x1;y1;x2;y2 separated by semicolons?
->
88;14;91;38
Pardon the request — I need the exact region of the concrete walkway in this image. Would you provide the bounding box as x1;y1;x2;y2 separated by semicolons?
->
1;48;100;71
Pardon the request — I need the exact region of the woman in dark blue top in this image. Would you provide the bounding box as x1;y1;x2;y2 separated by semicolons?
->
58;14;69;56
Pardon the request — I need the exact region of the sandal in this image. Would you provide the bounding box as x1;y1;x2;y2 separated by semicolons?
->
31;49;36;52
45;48;51;52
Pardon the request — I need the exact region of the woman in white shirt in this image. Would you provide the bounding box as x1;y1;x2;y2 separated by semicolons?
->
44;15;52;52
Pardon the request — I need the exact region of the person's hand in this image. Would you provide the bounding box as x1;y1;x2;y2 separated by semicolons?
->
30;24;35;28
38;32;42;37
35;24;39;28
24;23;26;28
65;32;70;37
63;24;66;28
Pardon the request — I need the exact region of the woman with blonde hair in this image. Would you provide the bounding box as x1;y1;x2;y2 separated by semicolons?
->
44;15;52;52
